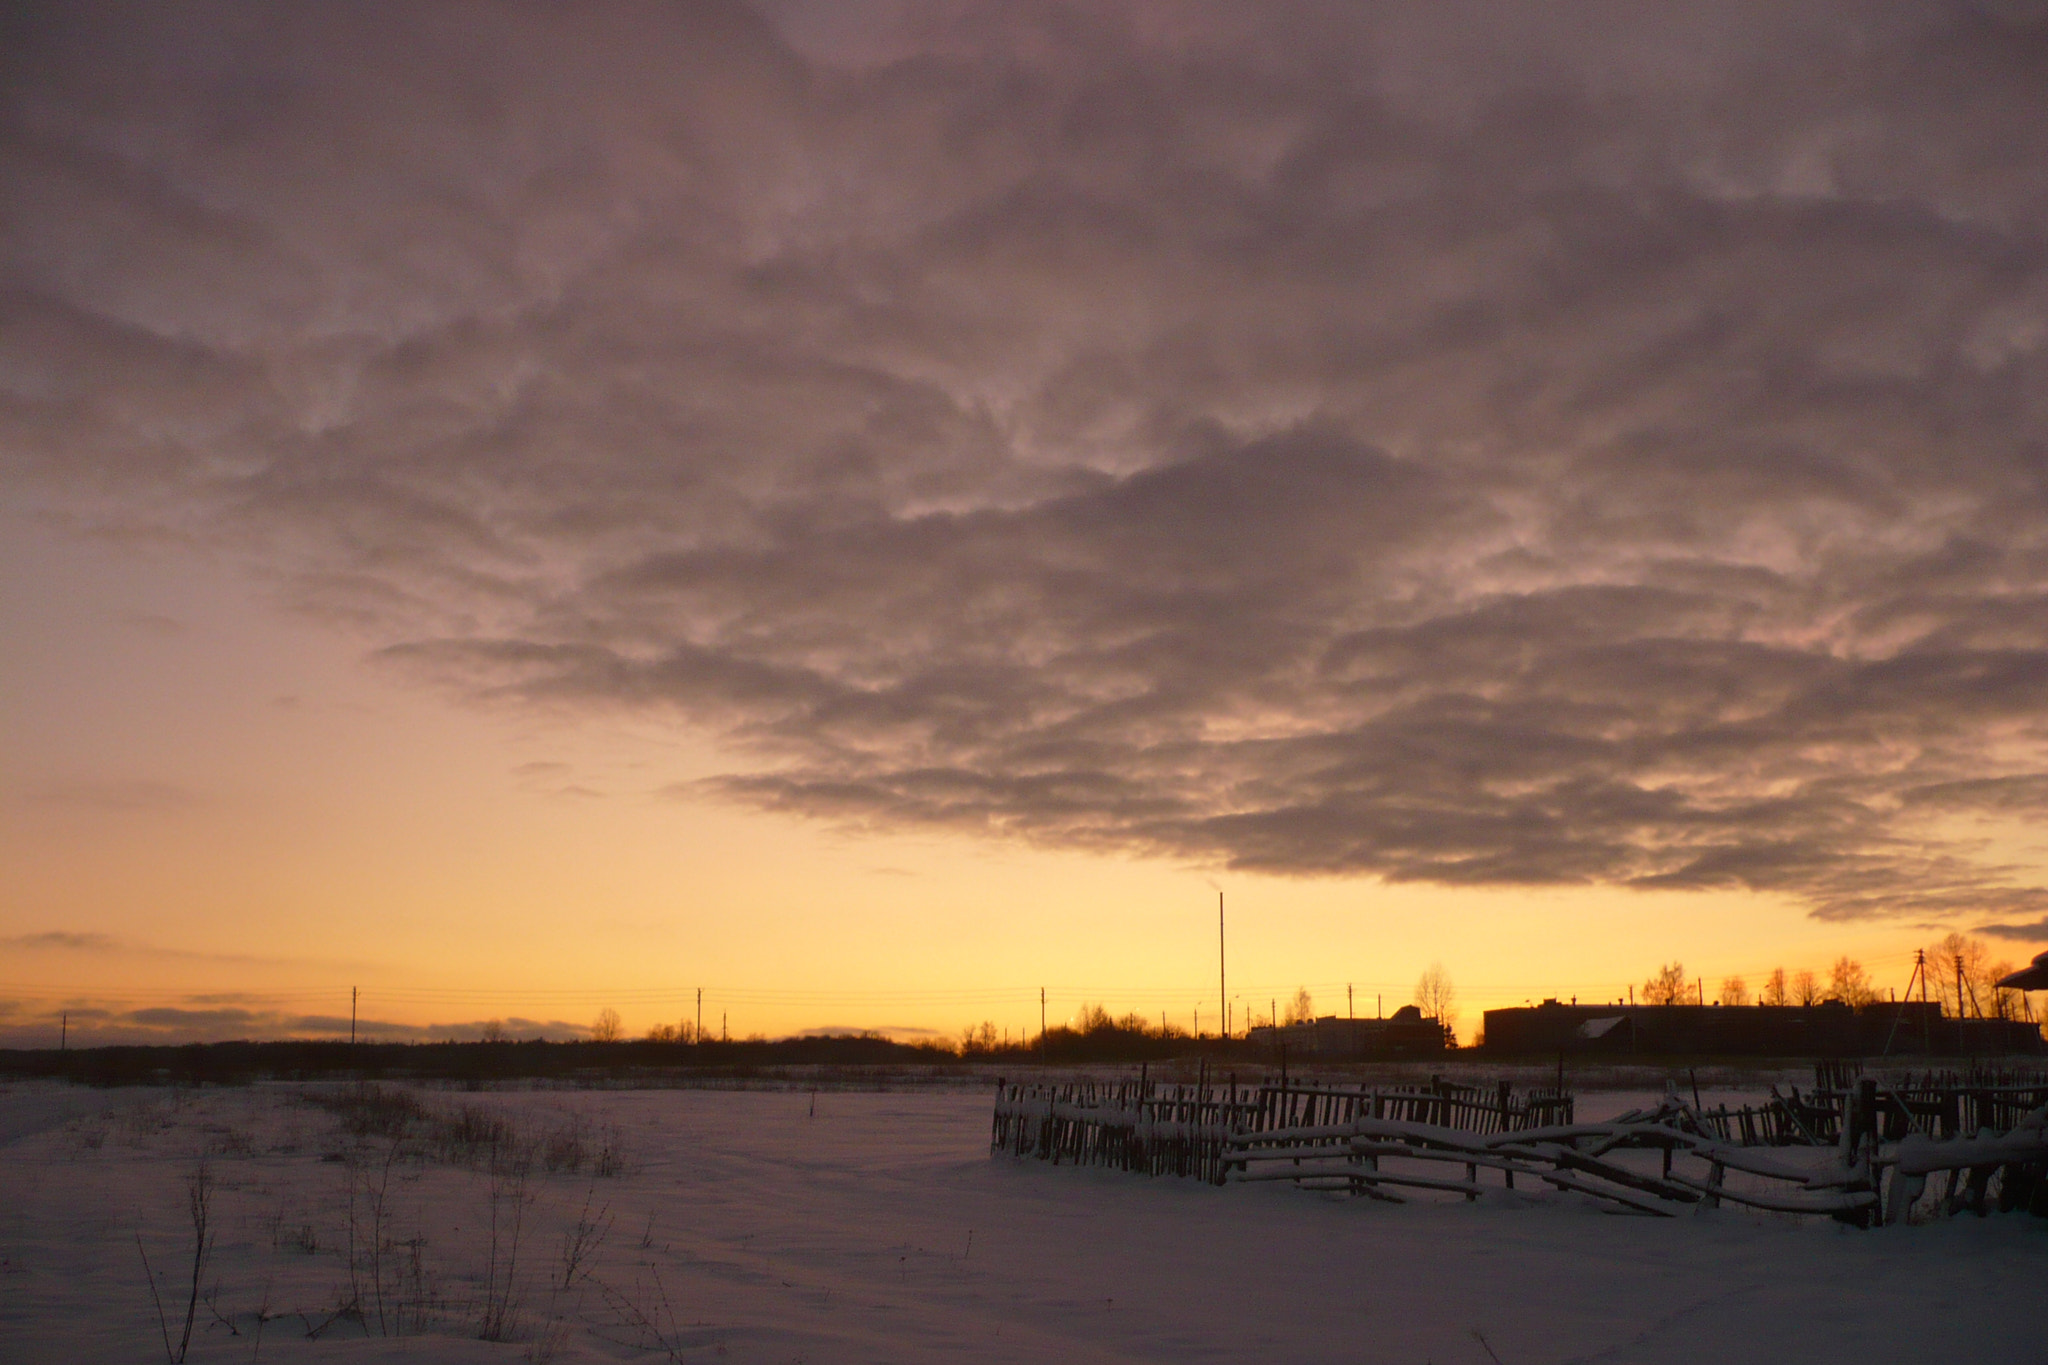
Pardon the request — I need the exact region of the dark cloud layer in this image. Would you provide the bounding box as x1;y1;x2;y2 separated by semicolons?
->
7;2;2048;925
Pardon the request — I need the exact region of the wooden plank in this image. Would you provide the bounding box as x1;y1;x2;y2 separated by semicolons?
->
1660;1171;1875;1216
1234;1165;1484;1196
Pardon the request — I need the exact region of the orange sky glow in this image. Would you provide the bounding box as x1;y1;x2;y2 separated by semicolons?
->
1;513;1991;1046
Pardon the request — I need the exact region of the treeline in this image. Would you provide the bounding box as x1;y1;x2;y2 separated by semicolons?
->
956;1004;1244;1064
0;1018;1274;1086
1638;932;2037;1023
0;1035;963;1086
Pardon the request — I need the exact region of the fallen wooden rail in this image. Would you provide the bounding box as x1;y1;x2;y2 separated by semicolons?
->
1227;1100;1876;1219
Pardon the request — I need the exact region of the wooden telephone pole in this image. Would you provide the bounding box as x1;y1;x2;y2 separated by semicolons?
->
1883;949;1931;1057
1218;891;1226;1042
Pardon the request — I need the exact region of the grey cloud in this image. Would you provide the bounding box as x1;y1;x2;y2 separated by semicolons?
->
8;2;2048;922
285;1014;368;1034
4;931;119;951
127;1006;256;1028
1903;775;2048;812
510;759;604;798
1979;918;2048;944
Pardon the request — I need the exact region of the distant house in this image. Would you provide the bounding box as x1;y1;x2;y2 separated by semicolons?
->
1247;1005;1446;1059
1481;997;2041;1057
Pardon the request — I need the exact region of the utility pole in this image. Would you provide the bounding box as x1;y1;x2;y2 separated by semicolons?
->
60;1012;66;1052
1217;891;1226;1047
696;987;702;1044
1348;984;1353;1020
722;1011;727;1043
1921;948;1931;1053
1039;987;1046;1063
350;987;357;1045
1957;957;1970;1056
1884;950;1927;1057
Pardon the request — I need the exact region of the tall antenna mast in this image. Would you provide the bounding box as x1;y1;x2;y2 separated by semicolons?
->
1218;891;1226;1042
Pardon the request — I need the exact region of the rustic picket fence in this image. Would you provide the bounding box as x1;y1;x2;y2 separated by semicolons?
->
990;1070;1572;1187
1679;1062;2048;1148
993;1065;2048;1225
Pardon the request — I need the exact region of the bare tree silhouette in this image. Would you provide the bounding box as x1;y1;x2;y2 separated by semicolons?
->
1641;962;1688;1006
1413;964;1457;1042
1828;957;1876;1007
1928;932;1991;1016
1759;969;1788;1006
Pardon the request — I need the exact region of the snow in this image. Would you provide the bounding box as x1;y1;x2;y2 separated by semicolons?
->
1;1078;2042;1363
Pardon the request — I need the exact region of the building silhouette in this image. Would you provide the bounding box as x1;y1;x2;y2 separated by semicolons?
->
1248;1005;1447;1058
1481;998;2041;1057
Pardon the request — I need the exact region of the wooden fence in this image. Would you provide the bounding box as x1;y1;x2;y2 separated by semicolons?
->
1674;1062;2048;1148
991;1070;1572;1187
993;1065;2048;1225
1225;1092;1879;1220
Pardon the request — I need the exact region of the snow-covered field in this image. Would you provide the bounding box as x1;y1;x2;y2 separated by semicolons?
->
1;1078;2042;1364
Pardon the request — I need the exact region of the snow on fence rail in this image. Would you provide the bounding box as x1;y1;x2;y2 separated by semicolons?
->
1226;1092;1879;1220
1638;1062;2048;1150
992;1065;2048;1227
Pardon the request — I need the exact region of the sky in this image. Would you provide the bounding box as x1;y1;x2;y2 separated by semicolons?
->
6;0;2048;1047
